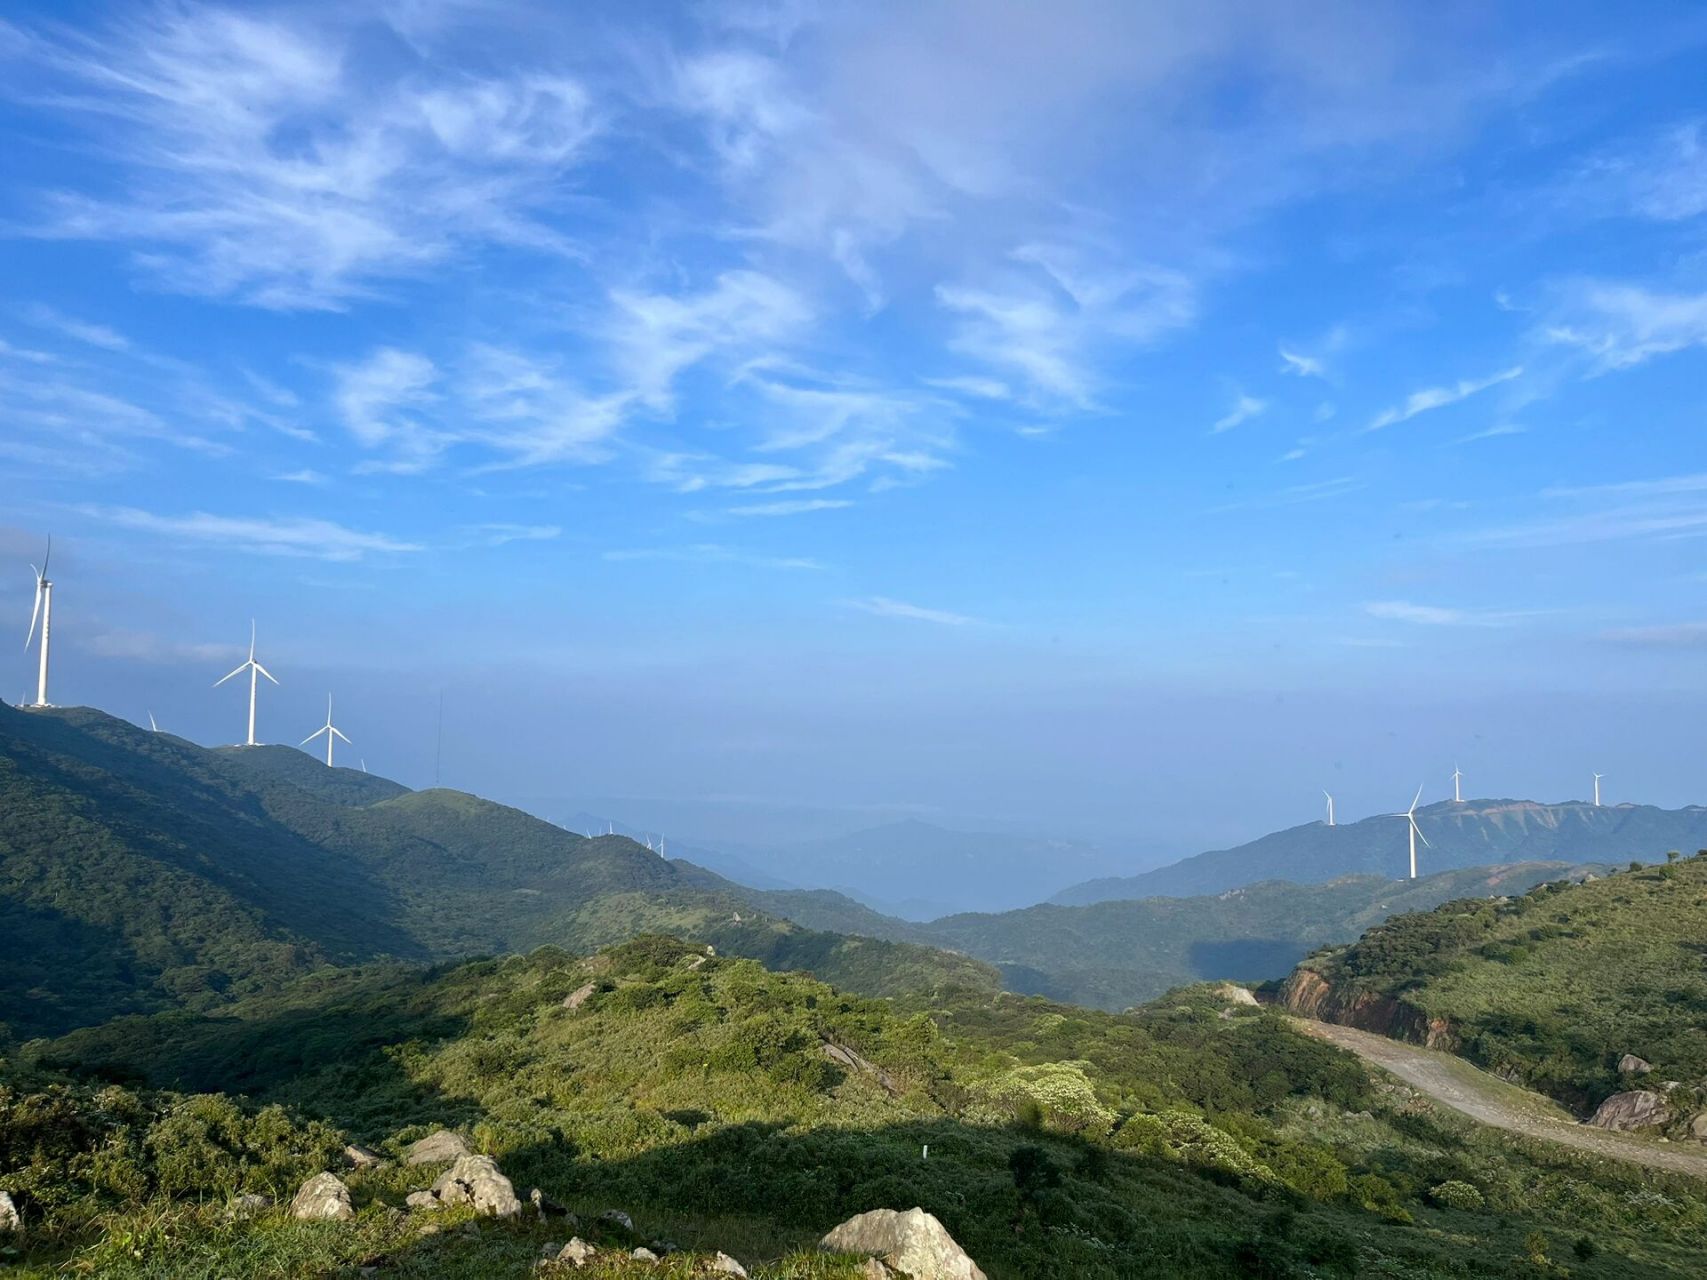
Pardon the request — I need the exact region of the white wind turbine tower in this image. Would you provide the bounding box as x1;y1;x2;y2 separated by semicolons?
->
301;694;352;766
1452;765;1464;804
23;537;53;708
1593;772;1603;807
1323;790;1336;827
214;621;278;746
1394;785;1430;880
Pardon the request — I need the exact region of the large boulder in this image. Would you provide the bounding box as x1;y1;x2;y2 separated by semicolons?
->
0;1190;19;1233
1587;1090;1670;1131
405;1129;471;1165
290;1172;354;1221
429;1154;522;1218
345;1142;385;1168
1618;1054;1654;1076
563;982;597;1011
1688;1112;1707;1142
820;1208;986;1280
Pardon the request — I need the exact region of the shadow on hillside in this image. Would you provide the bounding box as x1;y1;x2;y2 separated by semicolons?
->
341;1117;1299;1280
0;899;155;1041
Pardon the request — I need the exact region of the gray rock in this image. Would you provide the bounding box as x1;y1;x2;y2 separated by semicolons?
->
1215;983;1259;1007
289;1172;354;1221
405;1190;439;1211
563;982;597;1011
1619;1054;1654;1076
858;1260;894;1279
599;1208;634;1231
1689;1112;1707;1142
228;1192;272;1217
820;1207;986;1280
631;1247;659;1262
530;1186;571;1218
429;1154;522;1218
405;1129;471;1165
0;1190;19;1233
345;1143;386;1168
710;1251;750;1276
557;1237;596;1265
1587;1090;1671;1131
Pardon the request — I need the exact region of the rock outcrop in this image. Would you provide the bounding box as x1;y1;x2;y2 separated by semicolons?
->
0;1190;19;1233
1618;1054;1654;1076
1587;1090;1670;1131
405;1129;471;1164
345;1142;385;1168
1280;968;1458;1050
290;1172;354;1221
563;982;597;1011
820;1207;986;1280
557;1238;596;1265
709;1252;749;1276
428;1154;522;1218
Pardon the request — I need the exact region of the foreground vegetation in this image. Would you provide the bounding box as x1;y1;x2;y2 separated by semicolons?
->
10;936;1707;1277
1287;855;1707;1112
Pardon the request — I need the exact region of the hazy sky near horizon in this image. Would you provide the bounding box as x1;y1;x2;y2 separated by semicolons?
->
4;1;1707;861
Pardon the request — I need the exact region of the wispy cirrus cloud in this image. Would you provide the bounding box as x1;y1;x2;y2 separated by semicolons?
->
726;498;853;518
11;8;598;309
603;544;824;571
1363;600;1532;627
845;596;980;626
1464;471;1707;549
82;506;421;561
1365;365;1523;432
1211;392;1267;433
1542;281;1707;371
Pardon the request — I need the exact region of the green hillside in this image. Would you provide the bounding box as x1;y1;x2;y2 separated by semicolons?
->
1282;855;1707;1112
17;935;1707;1277
0;704;993;1041
713;863;1598;1010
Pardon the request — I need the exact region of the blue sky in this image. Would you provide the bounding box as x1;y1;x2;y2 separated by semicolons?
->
4;1;1707;862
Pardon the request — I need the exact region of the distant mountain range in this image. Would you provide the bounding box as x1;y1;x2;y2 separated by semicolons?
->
706;860;1599;1010
0;704;996;1040
1050;798;1707;904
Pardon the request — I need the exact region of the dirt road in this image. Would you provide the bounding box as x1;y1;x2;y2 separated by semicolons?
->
1294;1018;1707;1179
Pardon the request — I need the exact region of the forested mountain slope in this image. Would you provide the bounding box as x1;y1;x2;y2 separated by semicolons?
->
0;704;994;1040
1056;799;1707;903
1282;855;1707;1114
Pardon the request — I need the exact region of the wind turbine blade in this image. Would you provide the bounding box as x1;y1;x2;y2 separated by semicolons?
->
40;537;50;578
1409;784;1423;814
332;727;352;744
249;619;256;660
301;729;323;746
214;661;249;686
1411;819;1432;848
25;584;41;649
255;662;279;684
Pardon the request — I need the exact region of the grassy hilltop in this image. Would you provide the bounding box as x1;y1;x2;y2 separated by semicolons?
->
1285;855;1707;1111
12;935;1707;1277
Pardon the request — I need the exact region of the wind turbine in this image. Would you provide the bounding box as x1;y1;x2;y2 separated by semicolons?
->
1451;765;1464;804
214;621;278;746
1394;785;1430;880
23;538;53;708
1593;772;1603;807
1323;790;1336;827
148;711;158;733
301;694;352;766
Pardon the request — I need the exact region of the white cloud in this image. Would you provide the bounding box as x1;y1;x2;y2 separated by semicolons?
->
1278;346;1324;378
1454;424;1526;444
29;307;130;351
15;9;598;308
275;468;329;485
1600;622;1707;648
1543;282;1707;371
468;524;561;546
937;244;1196;408
727;498;853;517
603;544;823;570
83;506;421;561
1363;600;1531;627
845;596;979;626
1211;393;1267;434
1365;366;1522;431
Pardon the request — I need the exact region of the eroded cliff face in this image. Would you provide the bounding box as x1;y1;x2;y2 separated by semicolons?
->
1279;968;1459;1051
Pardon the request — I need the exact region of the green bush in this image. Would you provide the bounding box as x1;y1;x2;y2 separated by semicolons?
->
1428;1179;1485;1212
